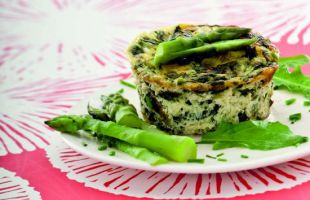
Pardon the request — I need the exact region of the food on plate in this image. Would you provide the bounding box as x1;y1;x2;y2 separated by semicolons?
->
44;21;309;167
285;98;296;105
45;87;308;165
273;55;310;99
289;113;302;124
45;115;197;162
127;24;279;135
114;140;168;165
88;89;176;135
200;120;307;150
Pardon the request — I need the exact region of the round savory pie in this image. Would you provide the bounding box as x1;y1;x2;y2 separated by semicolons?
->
127;24;279;135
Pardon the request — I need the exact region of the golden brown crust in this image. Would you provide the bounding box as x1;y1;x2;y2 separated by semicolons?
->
135;64;278;92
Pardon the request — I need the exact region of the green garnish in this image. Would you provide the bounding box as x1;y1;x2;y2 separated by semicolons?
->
304;101;310;106
241;155;249;159
205;154;216;159
200;120;308;150
289;113;302;124
82;142;88;147
278;55;310;68
188;158;205;164
285;98;296;105
216;153;224;157
217;158;227;162
273;55;310;99
45;115;197;162
98;143;108;151
109;151;116;156
120;80;136;89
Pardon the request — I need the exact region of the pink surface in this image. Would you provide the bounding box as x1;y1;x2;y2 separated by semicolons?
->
1;150;310;200
1;1;309;199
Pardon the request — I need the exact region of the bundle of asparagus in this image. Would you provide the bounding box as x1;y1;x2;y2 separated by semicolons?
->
45;90;197;165
153;27;256;65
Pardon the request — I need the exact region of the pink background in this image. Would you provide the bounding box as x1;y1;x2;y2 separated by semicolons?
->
0;1;309;199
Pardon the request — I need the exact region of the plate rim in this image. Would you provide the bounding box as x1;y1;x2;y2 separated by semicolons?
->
61;133;310;174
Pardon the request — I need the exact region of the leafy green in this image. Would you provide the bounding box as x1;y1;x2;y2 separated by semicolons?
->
278;55;310;68
201;120;307;150
273;55;310;99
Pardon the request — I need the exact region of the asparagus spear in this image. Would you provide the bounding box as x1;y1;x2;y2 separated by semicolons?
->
87;105;110;121
90;91;165;135
154;38;257;65
45;115;197;162
96;137;168;165
88;91;170;165
99;90;142;128
114;140;168;165
158;27;251;56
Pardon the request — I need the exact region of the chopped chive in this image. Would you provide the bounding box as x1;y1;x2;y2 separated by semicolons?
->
241;155;249;159
304;101;310;106
289;113;302;124
98;144;107;151
188;158;205;164
120;80;136;89
216;153;224;157
117;88;124;94
109;150;116;156
81;142;88;147
206;154;216;159
285;98;296;105
196;141;213;144
217;158;227;162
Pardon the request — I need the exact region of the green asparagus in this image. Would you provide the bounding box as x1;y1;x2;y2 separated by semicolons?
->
90;91;167;134
98;90;141;128
87;91;177;165
114;140;168;165
157;27;251;57
45;115;197;162
154;27;252;65
154;38;257;65
87;104;110;121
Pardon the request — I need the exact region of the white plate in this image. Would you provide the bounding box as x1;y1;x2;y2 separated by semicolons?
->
61;83;310;174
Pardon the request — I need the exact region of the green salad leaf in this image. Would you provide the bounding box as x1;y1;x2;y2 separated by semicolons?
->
201;120;307;150
273;55;310;99
278;55;310;68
